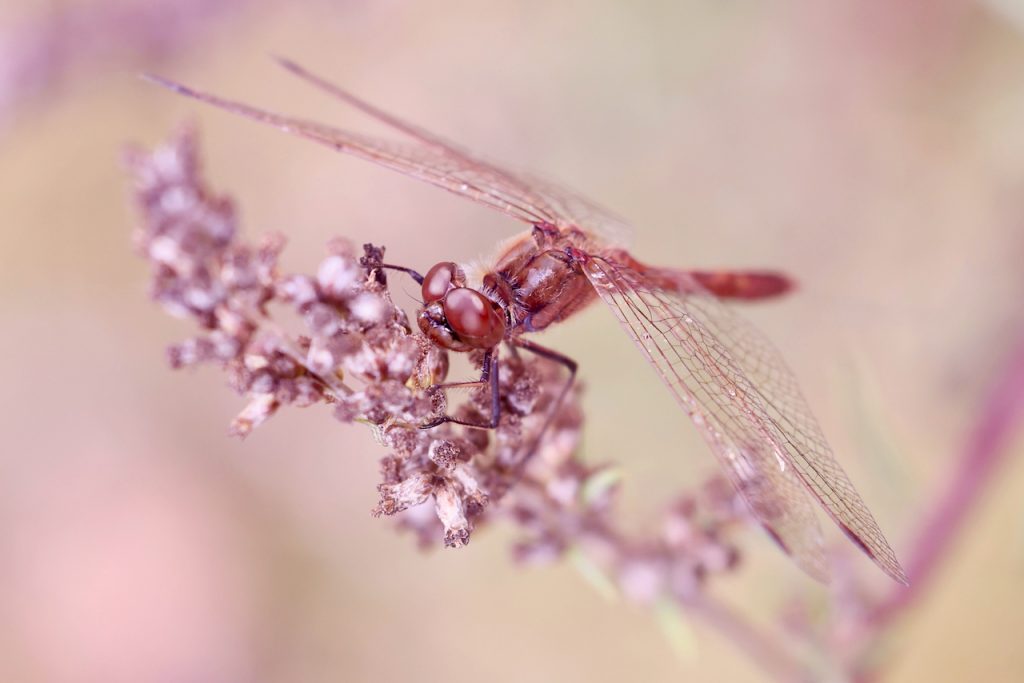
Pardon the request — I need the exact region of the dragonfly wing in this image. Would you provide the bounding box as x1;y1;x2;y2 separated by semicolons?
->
581;254;907;584
273;58;634;247
145;75;560;227
150;64;631;245
519;174;635;247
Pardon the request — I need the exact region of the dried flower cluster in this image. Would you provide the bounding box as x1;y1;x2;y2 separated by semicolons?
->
127;126;750;600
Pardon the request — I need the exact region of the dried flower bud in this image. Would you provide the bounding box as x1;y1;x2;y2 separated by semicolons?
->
451;465;488;512
618;558;665;604
429;439;460;470
349;291;388;325
230;393;278;439
317;254;361;300
434;479;471;548
375;472;433;517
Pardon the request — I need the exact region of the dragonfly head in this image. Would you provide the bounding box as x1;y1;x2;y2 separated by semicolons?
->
417;262;506;351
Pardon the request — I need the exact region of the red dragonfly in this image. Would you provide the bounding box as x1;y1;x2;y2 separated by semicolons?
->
147;60;907;585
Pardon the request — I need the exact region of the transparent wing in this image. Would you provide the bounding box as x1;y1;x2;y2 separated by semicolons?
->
274;58;634;247
146;63;632;246
581;254;907;584
518;174;634;247
146;74;557;226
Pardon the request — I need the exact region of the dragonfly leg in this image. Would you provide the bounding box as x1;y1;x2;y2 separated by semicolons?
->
419;348;500;430
507;337;578;463
378;262;425;285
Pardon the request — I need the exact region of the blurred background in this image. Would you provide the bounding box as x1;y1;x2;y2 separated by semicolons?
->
2;1;1023;681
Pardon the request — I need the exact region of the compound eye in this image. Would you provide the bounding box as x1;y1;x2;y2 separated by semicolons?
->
443;288;499;341
421;263;456;303
421;262;463;303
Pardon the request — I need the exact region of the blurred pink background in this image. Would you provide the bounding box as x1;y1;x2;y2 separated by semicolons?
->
1;1;1023;681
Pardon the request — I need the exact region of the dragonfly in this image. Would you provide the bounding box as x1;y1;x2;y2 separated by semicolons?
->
146;59;907;585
